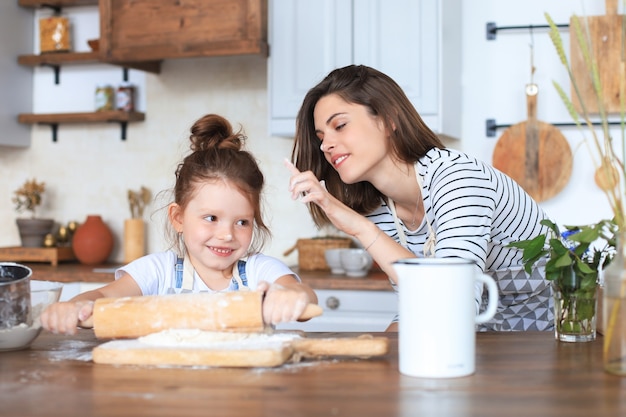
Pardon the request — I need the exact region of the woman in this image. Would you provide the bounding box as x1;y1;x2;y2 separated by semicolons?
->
286;65;553;331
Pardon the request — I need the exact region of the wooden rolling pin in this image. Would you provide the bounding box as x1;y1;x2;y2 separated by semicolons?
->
92;291;323;339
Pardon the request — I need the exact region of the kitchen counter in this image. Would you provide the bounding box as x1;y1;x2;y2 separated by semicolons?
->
1;331;624;417
25;262;393;291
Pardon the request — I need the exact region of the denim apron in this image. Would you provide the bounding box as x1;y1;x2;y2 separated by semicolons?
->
169;256;249;293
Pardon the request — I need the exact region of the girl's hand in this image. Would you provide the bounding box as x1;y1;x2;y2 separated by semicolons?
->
257;281;310;325
284;158;364;237
40;300;94;335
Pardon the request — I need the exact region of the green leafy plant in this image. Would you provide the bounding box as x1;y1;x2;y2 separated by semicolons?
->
509;218;617;334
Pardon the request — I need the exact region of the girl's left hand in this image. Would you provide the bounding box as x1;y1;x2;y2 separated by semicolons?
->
257;281;309;325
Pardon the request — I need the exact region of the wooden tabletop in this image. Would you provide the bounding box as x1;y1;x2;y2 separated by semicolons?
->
0;331;624;417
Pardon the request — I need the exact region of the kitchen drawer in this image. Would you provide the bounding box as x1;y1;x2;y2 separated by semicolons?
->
276;289;398;332
58;282;108;301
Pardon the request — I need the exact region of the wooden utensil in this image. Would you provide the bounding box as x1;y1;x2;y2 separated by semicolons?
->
570;0;624;114
92;291;323;339
92;332;390;367
492;83;573;202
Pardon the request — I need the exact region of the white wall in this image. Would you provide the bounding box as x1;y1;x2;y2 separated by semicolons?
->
0;1;617;266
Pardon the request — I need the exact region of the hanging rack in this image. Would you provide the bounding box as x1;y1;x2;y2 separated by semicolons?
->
486;21;569;40
486;119;624;137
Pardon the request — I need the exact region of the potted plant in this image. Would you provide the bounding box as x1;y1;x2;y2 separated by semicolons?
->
510;219;616;342
12;178;54;248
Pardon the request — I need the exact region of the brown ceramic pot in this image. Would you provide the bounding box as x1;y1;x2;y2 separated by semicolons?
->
72;215;114;265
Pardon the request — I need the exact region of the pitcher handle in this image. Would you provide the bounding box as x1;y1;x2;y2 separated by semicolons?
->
475;273;498;324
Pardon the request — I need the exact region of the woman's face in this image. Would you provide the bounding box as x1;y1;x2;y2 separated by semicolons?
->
169;179;254;278
313;94;390;184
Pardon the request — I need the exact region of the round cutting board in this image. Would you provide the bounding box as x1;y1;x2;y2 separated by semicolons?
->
492;84;573;202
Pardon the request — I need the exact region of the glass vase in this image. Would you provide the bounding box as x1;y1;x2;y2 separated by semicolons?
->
603;231;626;376
552;270;597;342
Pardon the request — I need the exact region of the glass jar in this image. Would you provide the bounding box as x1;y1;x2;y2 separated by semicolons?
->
116;82;135;112
603;231;626;376
95;84;115;111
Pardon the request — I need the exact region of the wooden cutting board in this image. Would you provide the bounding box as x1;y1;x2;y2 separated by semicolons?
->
92;331;390;367
570;0;625;114
492;84;573;202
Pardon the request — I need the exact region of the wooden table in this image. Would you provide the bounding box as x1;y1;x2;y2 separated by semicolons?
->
1;331;624;417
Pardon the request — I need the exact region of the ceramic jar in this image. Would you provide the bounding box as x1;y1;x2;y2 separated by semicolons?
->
72;215;114;265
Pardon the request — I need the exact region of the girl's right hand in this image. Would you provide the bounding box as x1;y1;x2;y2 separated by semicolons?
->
40;300;95;335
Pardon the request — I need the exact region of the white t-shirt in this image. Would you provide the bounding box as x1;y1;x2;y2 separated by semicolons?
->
115;251;299;295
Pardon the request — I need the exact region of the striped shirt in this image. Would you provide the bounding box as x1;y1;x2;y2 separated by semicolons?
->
366;148;554;331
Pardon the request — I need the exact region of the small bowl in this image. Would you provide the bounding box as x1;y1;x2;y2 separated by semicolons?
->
0;280;63;352
87;39;99;52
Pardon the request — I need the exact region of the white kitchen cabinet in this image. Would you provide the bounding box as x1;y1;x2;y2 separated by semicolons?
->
276;289;398;332
0;3;33;147
268;0;461;139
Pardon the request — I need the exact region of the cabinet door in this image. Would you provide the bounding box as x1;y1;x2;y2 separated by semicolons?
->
353;0;438;120
268;0;454;138
268;0;352;137
0;3;33;147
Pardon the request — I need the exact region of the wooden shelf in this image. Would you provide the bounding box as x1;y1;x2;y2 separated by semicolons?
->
19;110;145;124
18;52;161;73
0;246;76;267
18;111;146;141
18;52;161;84
18;1;98;8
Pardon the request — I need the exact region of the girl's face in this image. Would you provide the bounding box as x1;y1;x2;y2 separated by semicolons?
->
313;94;390;184
169;179;255;278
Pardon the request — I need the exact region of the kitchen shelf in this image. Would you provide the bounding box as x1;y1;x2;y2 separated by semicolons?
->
18;51;161;84
18;0;98;9
18;110;146;142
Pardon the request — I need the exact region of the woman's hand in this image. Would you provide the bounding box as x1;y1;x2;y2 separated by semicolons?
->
257;281;311;325
40;300;94;335
284;158;366;237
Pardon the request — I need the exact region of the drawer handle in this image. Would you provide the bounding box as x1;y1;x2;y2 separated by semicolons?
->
325;296;340;310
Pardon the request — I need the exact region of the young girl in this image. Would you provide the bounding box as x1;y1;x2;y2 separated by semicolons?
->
286;65;553;332
42;114;317;335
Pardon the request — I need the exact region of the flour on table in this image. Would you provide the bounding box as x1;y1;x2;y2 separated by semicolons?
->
133;329;302;350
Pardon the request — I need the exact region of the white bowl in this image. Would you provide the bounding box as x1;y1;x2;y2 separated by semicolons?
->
340;248;373;278
0;280;63;352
